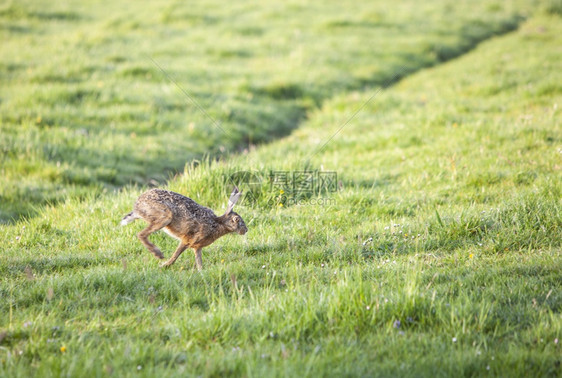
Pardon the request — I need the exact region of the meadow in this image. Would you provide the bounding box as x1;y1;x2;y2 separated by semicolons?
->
1;0;561;377
0;0;535;222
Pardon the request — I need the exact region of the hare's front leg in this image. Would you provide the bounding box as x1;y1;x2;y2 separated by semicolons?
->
160;241;188;268
194;248;203;271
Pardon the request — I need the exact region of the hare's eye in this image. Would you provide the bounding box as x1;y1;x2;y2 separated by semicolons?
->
232;215;239;222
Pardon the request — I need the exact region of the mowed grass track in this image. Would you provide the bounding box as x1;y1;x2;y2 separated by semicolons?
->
0;0;536;222
1;9;561;377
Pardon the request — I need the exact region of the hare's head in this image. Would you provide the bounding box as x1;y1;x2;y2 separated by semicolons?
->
222;186;247;235
224;211;248;235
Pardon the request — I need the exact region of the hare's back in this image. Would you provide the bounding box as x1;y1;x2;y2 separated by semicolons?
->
137;189;214;220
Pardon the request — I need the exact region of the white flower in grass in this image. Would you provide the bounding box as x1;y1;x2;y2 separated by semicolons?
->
452;337;457;343
137;365;142;370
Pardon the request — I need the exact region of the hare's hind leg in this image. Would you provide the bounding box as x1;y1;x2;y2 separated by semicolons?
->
137;208;172;260
138;222;168;259
160;241;188;268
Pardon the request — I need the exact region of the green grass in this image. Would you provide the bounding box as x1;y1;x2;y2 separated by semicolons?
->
0;0;536;222
1;2;562;377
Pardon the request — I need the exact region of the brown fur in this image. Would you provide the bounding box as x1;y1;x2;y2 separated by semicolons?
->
122;188;247;270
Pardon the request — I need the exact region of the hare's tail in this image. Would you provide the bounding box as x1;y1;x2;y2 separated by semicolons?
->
121;211;138;226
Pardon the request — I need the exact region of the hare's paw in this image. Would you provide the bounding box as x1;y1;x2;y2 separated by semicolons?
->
159;260;173;268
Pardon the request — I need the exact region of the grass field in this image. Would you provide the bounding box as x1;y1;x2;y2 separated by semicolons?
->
1;0;561;377
0;0;536;222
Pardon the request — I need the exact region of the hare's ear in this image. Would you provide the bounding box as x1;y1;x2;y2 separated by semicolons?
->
225;186;241;215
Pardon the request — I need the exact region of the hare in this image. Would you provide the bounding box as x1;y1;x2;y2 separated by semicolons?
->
121;187;247;270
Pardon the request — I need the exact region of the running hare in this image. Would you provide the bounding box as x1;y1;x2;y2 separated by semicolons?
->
121;187;247;270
